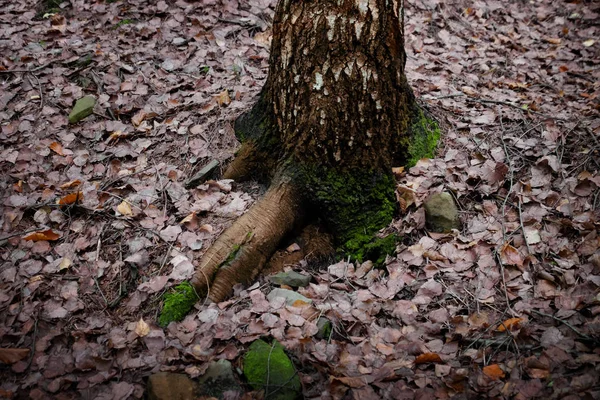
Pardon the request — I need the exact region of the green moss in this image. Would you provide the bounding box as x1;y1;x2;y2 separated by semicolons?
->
158;282;199;327
298;166;397;265
243;339;301;400
401;107;441;167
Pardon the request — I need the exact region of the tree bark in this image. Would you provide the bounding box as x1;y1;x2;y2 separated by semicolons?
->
162;0;438;314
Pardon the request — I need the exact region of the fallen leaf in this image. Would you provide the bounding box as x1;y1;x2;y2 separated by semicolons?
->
582;39;595;47
23;229;60;242
0;348;30;364
135;318;150;337
546;38;561;44
49;142;65;156
496;317;523;332
117;201;133;216
500;244;523;267
415;353;443;364
483;364;505;380
60;179;82;189
215;90;231;107
57;192;83;205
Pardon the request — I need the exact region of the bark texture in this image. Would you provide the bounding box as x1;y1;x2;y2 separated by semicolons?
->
264;0;414;170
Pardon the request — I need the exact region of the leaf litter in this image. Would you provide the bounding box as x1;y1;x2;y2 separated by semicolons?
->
0;0;599;398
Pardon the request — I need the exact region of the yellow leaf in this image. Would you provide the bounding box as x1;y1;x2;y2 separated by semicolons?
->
117;201;133;216
546;38;561;44
58;258;72;271
583;39;595;47
135;318;150;337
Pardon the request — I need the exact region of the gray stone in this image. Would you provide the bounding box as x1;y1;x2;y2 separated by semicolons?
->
147;372;197;400
424;192;460;233
267;288;312;306
316;317;332;340
269;271;311;288
198;359;242;399
68;95;96;124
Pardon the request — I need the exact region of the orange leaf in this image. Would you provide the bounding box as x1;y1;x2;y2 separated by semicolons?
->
415;352;443;364
496;317;523;332
60;179;82;189
483;364;505;380
57;192;83;205
49;142;65;156
0;348;30;364
23;229;60;242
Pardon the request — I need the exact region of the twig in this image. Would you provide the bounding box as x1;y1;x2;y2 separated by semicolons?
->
517;197;533;256
94;277;109;306
527;309;593;341
25;311;39;370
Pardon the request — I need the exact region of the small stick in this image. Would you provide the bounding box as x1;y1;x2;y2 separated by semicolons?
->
527;309;593;341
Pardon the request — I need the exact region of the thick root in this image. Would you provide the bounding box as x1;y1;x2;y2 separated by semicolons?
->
190;176;304;302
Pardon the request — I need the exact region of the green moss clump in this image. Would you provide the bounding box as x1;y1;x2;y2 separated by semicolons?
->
401;107;441;167
298;167;397;265
243;339;301;400
158;282;199;327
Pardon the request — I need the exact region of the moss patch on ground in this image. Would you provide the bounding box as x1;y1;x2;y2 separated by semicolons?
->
158;282;199;327
298;166;398;265
243;339;301;400
401;107;441;167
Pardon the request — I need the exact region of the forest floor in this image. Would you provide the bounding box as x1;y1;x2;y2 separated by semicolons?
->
1;0;599;398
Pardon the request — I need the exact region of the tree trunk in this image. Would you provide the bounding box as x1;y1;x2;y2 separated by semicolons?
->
163;0;440;317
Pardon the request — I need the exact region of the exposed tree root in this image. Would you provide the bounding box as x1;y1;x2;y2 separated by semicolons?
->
190;175;305;302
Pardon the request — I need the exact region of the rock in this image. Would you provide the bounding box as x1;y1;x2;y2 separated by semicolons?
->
267;288;312;306
68;95;96;124
147;372;197;400
243;339;301;400
424;192;460;233
198;359;242;399
269;271;311;288
316;317;332;340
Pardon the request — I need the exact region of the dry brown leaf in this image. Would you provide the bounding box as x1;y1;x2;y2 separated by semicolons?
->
23;229;60;242
415;352;443;364
483;364;505;380
496;317;523;332
49;142;65;156
215;90;231;107
60;179;82;189
0;348;30;364
57;192;83;205
500;244;523;267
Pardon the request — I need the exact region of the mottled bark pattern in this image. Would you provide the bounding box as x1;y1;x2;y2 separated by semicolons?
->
265;0;414;170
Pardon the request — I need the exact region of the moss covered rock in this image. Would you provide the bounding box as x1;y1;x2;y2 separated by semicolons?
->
243;339;301;400
158;282;199;327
